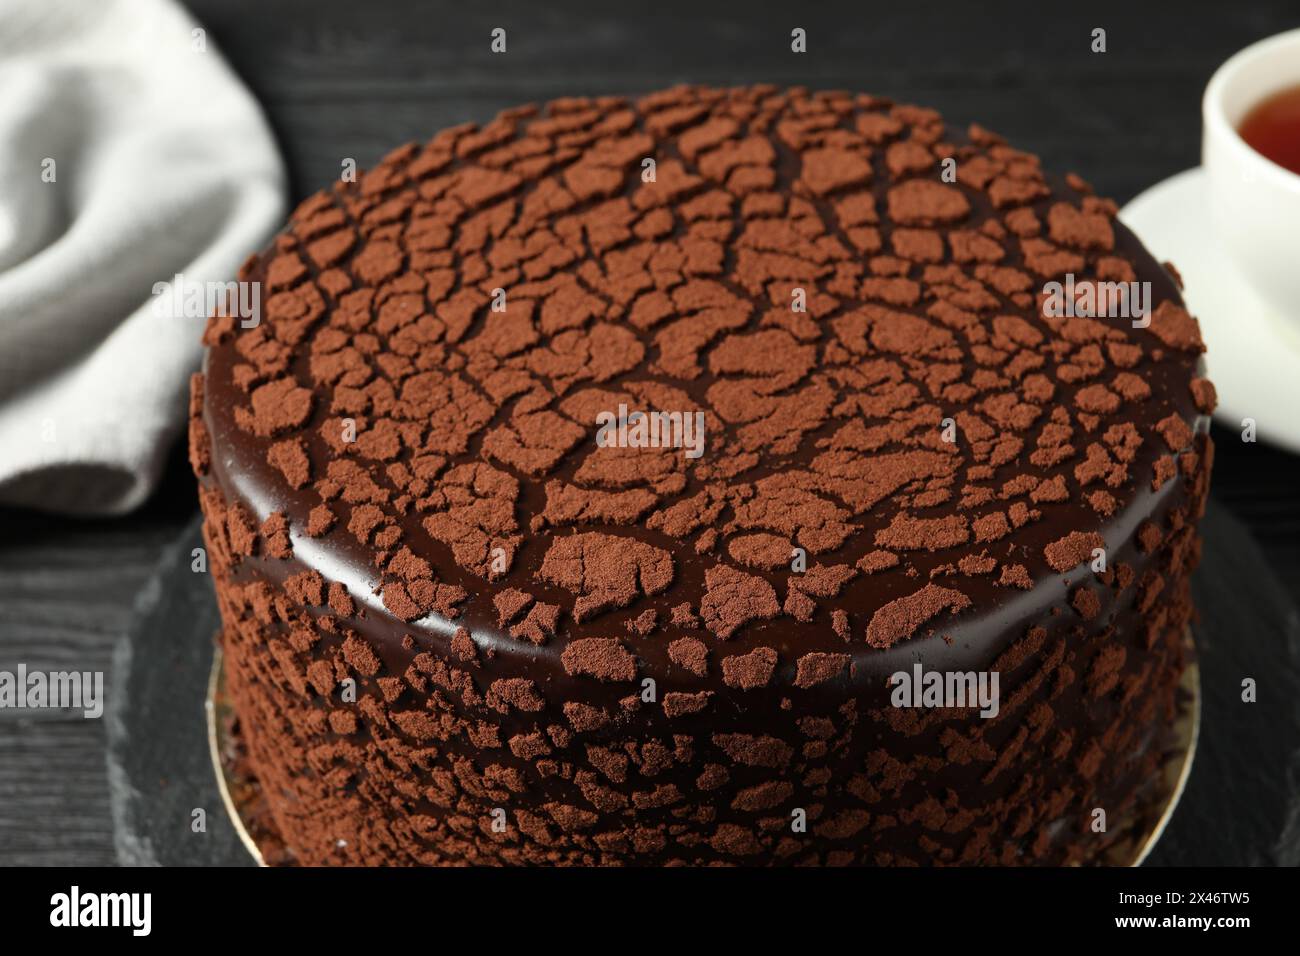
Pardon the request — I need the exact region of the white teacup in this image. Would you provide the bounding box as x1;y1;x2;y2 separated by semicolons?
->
1203;28;1300;319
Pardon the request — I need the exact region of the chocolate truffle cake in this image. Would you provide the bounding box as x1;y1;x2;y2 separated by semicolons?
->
191;85;1215;866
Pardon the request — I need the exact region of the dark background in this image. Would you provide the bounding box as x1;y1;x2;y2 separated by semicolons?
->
1;0;1298;865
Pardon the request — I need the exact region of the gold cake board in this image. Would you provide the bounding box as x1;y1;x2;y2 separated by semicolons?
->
206;637;1201;868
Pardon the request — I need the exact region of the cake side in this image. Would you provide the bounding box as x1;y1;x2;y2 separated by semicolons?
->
190;85;1216;865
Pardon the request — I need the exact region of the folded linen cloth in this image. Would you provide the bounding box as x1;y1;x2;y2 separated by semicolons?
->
0;0;285;514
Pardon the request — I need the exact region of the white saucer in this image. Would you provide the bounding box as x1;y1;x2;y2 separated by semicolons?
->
1120;167;1300;453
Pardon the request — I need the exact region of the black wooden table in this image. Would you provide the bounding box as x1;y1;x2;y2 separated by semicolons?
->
2;0;1298;866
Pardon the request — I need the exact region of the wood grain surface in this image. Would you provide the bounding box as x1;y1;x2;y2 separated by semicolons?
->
1;0;1298;866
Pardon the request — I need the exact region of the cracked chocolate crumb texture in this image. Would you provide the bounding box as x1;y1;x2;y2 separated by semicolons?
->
192;85;1215;865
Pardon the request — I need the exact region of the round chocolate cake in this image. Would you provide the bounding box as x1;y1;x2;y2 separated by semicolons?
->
191;85;1215;865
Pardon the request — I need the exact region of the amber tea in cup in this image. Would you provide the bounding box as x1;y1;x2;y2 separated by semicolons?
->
1238;83;1300;176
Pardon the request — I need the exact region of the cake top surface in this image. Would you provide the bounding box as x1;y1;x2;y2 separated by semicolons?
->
199;84;1214;675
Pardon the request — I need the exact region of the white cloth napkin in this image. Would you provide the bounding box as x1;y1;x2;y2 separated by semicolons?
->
0;0;285;514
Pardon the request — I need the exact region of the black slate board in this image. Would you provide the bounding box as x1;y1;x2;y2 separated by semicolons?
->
106;524;252;867
107;498;1300;866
